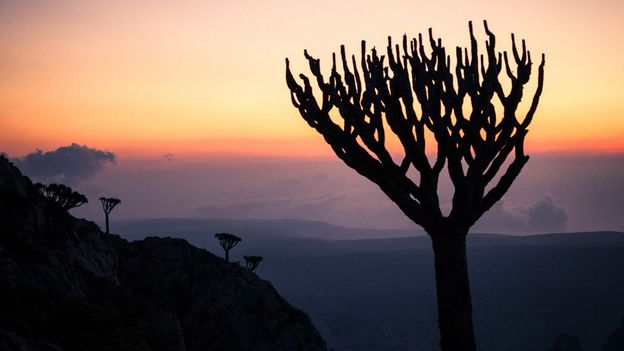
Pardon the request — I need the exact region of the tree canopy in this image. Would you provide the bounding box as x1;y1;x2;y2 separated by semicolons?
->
215;232;242;262
286;21;544;233
36;183;88;211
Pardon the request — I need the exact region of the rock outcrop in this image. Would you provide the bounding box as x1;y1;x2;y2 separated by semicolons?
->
0;155;326;351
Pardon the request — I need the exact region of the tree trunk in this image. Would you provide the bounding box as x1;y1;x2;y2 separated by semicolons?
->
225;249;230;262
430;230;476;351
105;213;110;234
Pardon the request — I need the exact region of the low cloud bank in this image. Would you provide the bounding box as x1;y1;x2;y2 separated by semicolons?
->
13;143;116;184
194;171;416;229
474;196;568;233
44;154;622;235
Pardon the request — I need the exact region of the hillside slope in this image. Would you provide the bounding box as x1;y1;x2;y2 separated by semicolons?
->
0;155;326;351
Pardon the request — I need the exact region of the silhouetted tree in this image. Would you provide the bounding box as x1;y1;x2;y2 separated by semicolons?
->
244;255;263;272
99;197;121;234
286;21;544;351
548;333;583;351
602;318;624;351
215;233;241;262
36;183;88;211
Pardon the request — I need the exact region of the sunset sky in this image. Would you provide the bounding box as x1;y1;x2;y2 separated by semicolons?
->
1;0;623;158
1;1;624;233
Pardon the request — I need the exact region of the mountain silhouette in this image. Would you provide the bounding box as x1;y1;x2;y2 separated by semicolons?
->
0;155;326;351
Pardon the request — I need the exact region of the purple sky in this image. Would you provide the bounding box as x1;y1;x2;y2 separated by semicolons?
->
14;150;618;235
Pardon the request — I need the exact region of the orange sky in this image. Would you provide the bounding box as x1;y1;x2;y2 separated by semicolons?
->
1;0;623;158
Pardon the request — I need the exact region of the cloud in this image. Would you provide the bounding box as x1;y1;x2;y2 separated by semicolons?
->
194;171;354;223
473;201;527;233
194;181;417;230
527;196;568;232
474;196;568;234
163;153;174;162
195;193;344;220
13;143;116;184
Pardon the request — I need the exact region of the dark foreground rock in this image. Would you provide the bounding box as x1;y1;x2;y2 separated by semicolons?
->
0;156;326;351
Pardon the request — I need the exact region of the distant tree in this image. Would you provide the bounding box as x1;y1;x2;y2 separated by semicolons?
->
36;183;88;211
99;197;121;234
548;333;583;351
244;255;263;272
214;233;241;262
286;21;544;350
602;318;624;351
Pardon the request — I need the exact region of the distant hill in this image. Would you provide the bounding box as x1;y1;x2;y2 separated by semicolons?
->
115;217;426;241
115;217;624;256
115;218;624;351
114;217;426;258
510;231;624;246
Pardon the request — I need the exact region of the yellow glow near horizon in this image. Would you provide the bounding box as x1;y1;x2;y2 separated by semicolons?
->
1;0;623;158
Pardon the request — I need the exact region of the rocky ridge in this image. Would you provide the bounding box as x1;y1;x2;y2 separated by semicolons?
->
0;155;326;351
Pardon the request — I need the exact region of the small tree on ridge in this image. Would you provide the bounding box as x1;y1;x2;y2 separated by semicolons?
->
215;232;241;262
36;183;88;211
244;255;263;272
99;197;121;234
